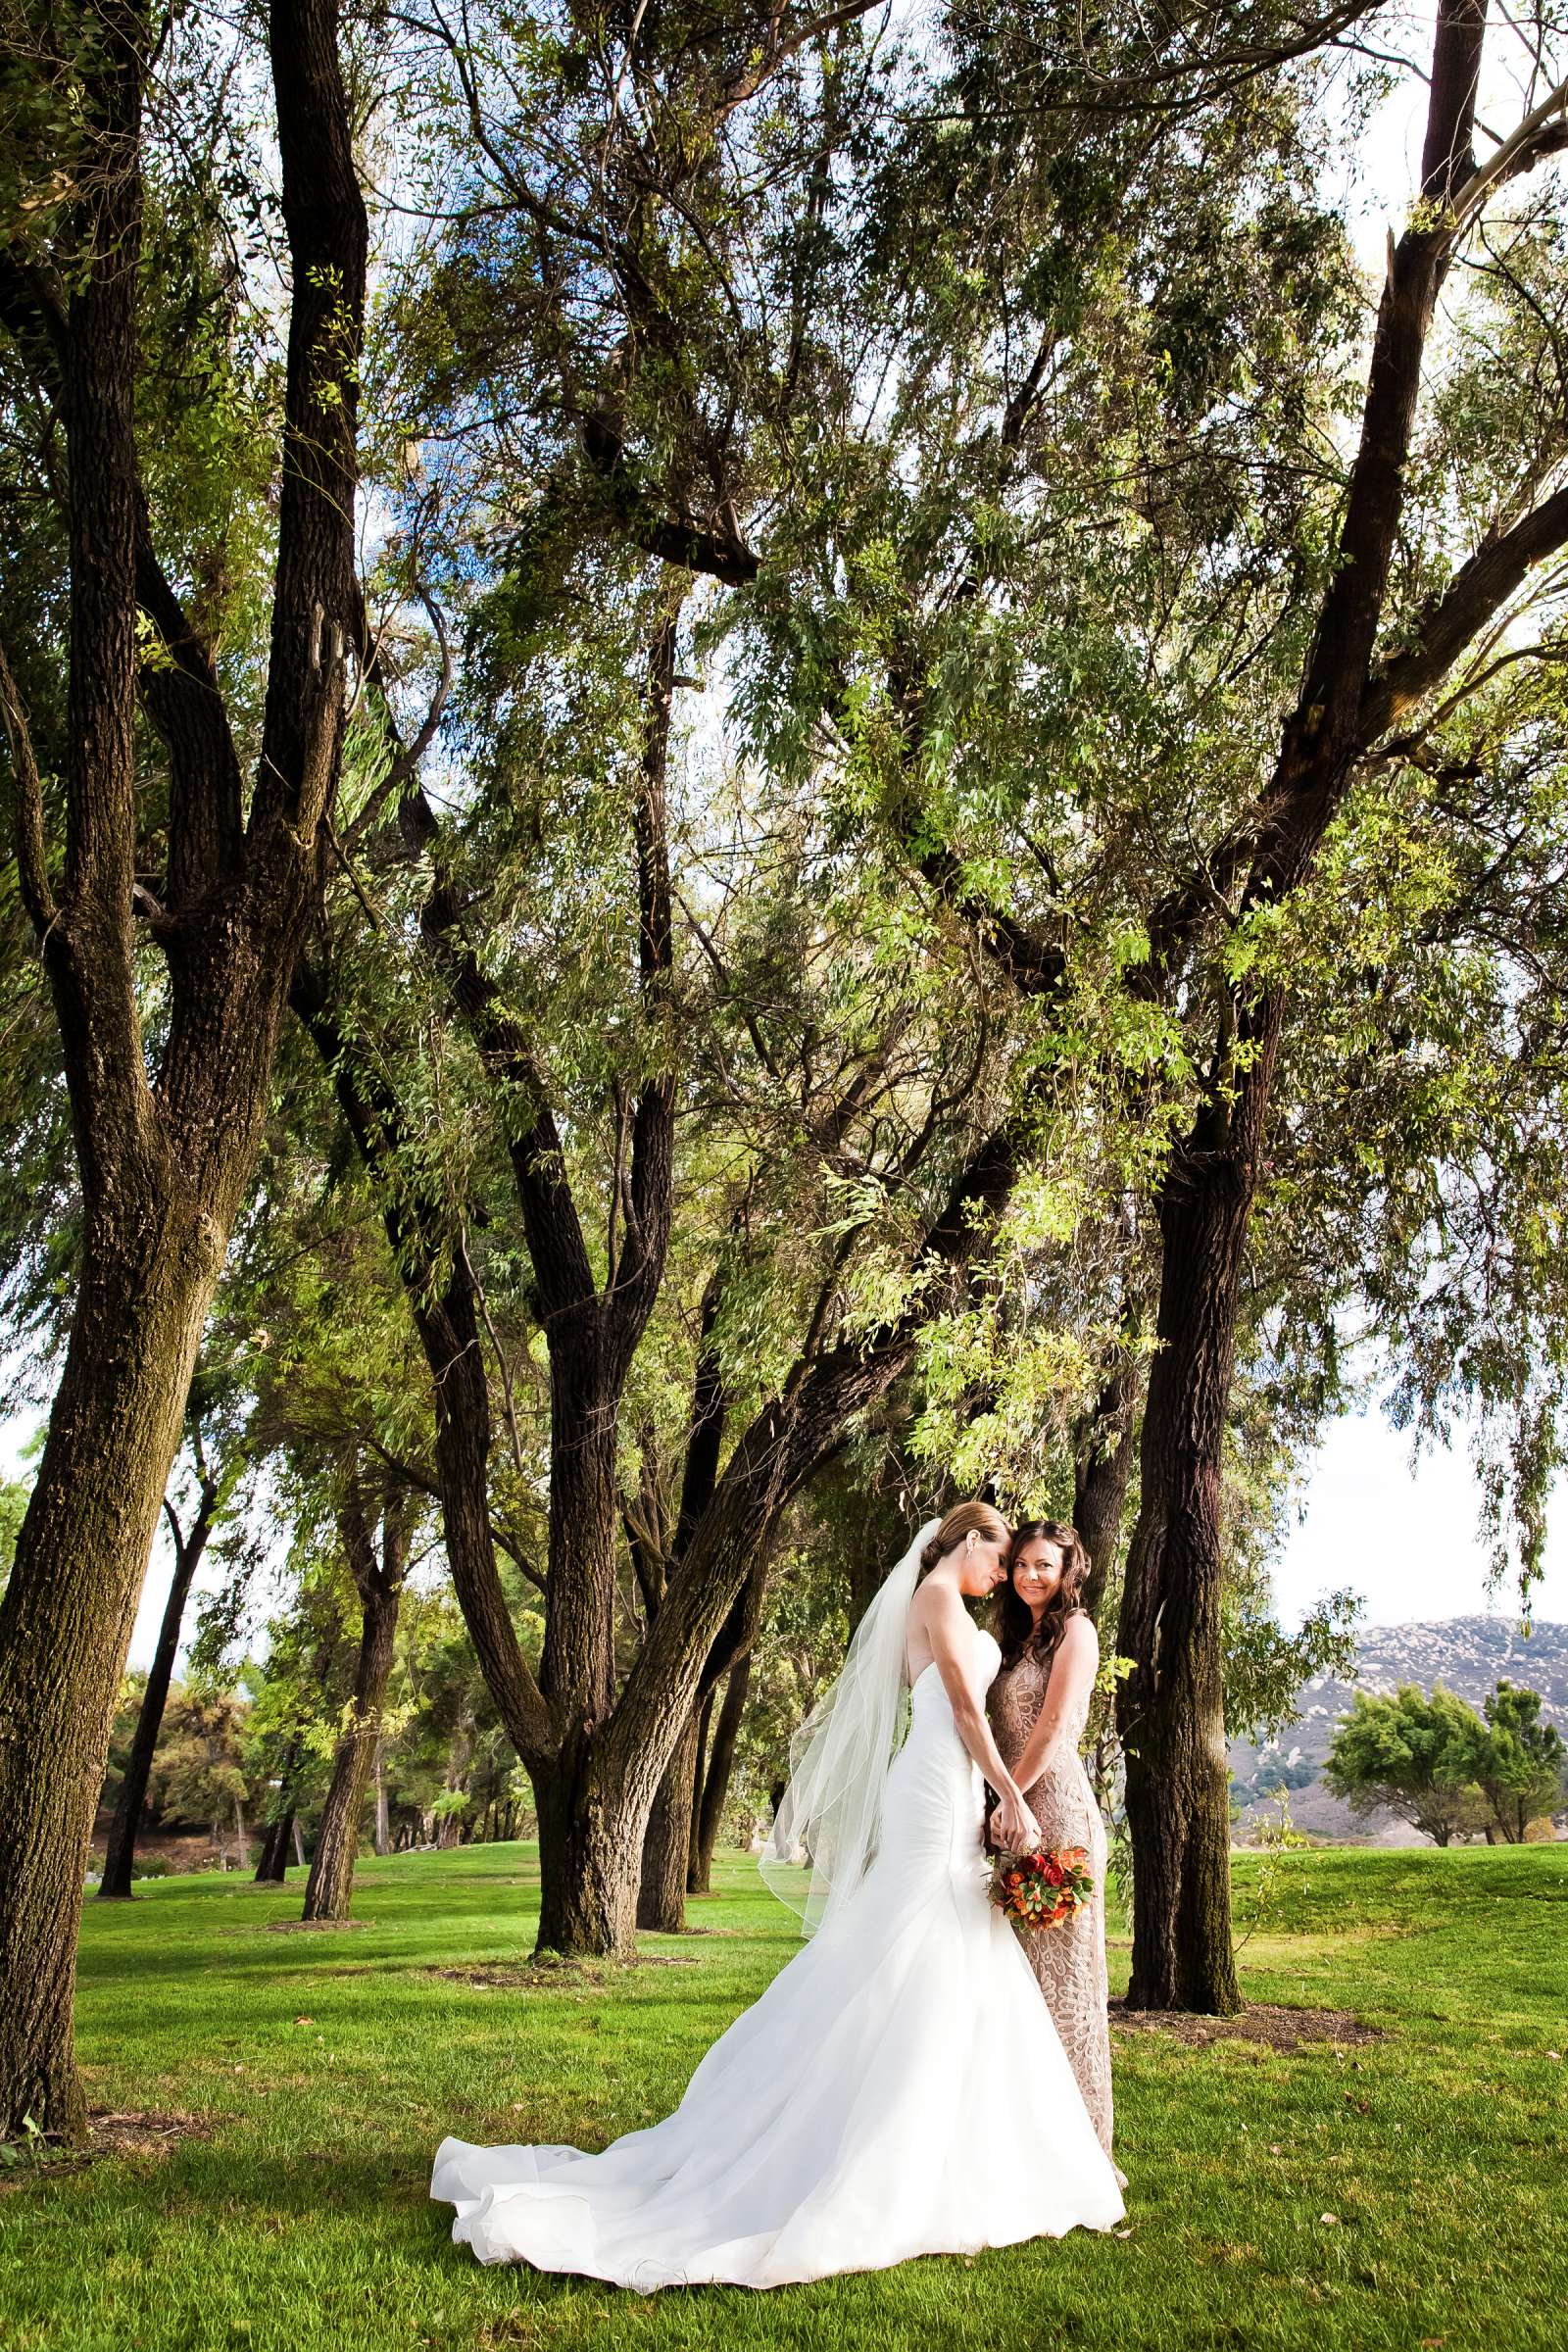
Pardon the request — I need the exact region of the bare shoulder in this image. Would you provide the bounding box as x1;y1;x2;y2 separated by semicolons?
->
908;1577;964;1640
1059;1610;1100;1667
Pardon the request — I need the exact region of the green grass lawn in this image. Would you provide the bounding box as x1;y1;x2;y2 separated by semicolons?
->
1;1841;1563;2351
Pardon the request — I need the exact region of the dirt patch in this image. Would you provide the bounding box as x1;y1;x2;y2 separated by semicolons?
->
0;2109;219;2190
424;1955;702;1992
262;1918;373;1934
1108;2000;1381;2051
88;2107;220;2157
426;1964;582;1991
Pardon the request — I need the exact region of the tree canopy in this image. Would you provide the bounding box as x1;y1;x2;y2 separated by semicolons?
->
8;0;1568;2131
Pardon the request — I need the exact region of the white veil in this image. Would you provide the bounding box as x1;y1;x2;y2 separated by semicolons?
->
760;1516;939;1937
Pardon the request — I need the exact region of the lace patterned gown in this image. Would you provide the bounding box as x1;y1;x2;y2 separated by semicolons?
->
988;1647;1116;2160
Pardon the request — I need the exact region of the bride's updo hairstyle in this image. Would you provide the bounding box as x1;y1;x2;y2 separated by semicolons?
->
998;1520;1092;1668
916;1499;1011;1580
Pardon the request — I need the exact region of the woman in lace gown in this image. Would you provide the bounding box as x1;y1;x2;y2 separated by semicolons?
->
431;1501;1124;2290
987;1521;1117;2166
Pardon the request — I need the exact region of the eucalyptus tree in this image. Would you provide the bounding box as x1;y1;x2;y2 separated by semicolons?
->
1104;4;1568;2003
270;0;1138;1955
704;7;1366;2002
302;582;1056;1948
744;1;1568;2008
1102;4;1568;2011
294;0;1416;1958
0;0;373;2134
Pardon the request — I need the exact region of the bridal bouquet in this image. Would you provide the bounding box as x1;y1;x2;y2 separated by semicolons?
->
988;1843;1094;1930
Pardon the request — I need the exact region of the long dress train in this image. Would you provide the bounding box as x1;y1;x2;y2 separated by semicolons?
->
430;1621;1124;2290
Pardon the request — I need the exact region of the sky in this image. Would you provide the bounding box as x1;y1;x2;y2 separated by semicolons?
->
1271;1406;1568;1635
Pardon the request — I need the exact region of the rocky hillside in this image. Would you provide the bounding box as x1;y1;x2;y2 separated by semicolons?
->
1230;1616;1568;1844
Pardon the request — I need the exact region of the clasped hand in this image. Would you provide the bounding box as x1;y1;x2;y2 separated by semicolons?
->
988;1789;1041;1852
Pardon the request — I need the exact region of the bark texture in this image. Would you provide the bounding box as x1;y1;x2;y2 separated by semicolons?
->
0;0;366;2135
1116;0;1498;2012
254;1808;296;1885
301;1490;411;1922
690;1653;752;1894
637;1712;704;1932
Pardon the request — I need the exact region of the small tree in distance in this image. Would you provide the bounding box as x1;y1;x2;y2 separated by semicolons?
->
145;1687;255;1870
1323;1685;1489;1848
1466;1685;1567;1845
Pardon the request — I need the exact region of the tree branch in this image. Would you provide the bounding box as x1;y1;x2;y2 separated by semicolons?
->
250;0;368;858
580;409;760;585
1451;66;1568;231
0;636;59;935
603;1108;1023;1783
132;505;247;905
291;958;557;1761
1357;485;1568;744
605;612;679;1362
0;248;249;911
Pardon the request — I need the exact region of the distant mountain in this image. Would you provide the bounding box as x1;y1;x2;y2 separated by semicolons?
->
1229;1615;1568;1844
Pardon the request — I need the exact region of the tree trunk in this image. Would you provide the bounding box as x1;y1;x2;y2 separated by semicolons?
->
535;1740;644;1957
1073;1352;1141;1626
687;1690;713;1888
1114;1041;1285;2017
301;1578;399;1922
254;1733;303;1884
373;1740;390;1855
0;0;368;2143
254;1808;295;1884
0;1227;220;2137
637;1711;704;1932
318;968;1025;1958
691;1653;751;1894
97;1487;211;1901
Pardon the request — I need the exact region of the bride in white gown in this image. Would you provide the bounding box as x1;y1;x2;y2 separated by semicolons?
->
430;1500;1126;2290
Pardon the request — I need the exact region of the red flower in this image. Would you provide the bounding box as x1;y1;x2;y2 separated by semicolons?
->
1043;1859;1065;1887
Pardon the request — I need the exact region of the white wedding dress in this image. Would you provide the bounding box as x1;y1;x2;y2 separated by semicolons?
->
430;1617;1125;2290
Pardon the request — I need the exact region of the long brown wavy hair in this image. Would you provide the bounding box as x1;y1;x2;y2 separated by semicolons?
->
997;1519;1092;1669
